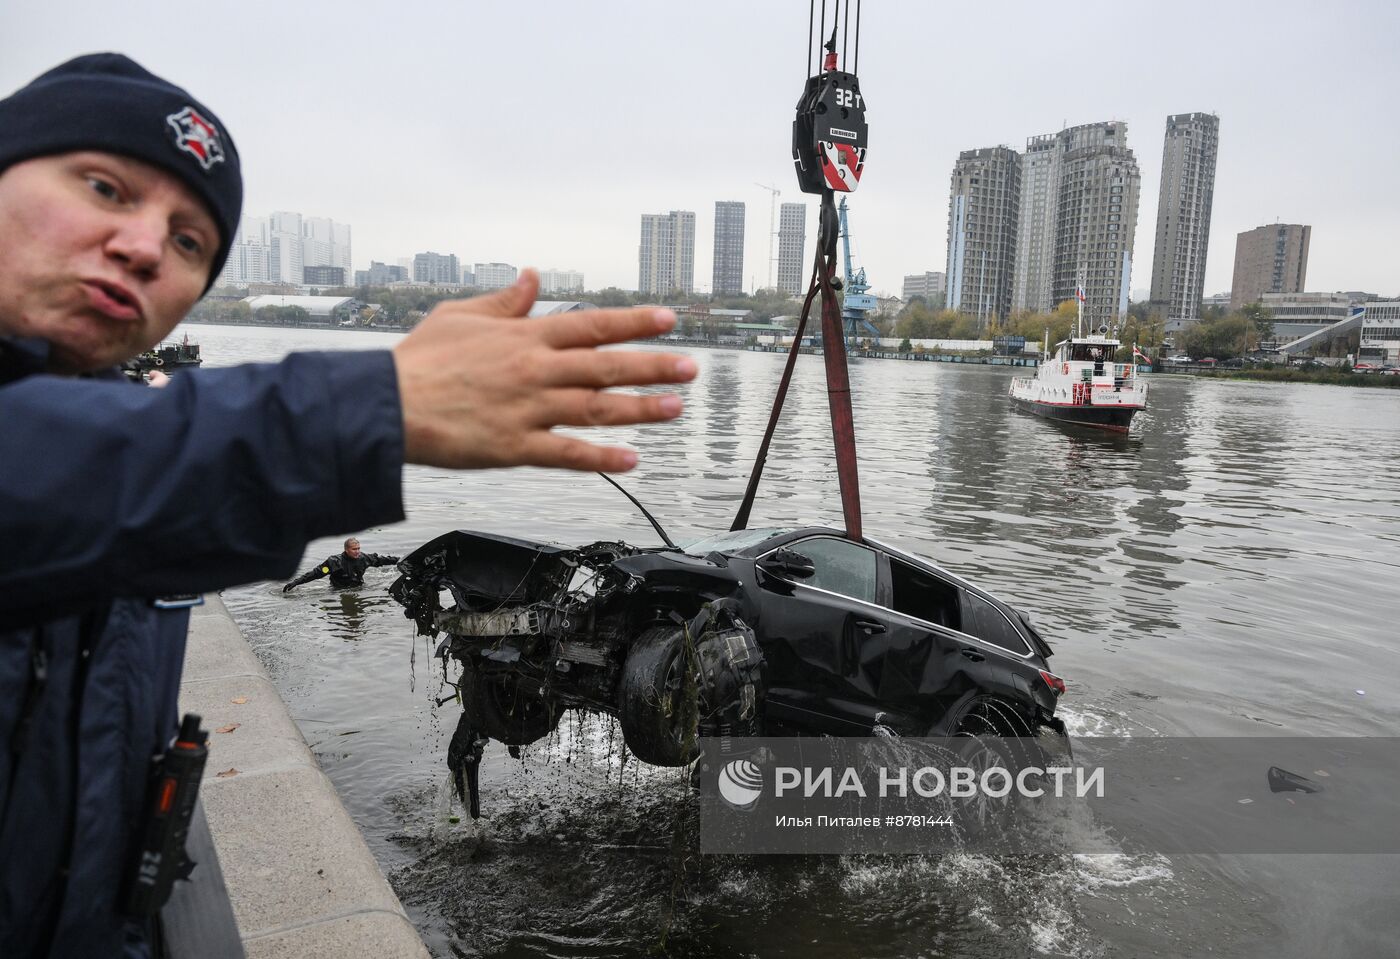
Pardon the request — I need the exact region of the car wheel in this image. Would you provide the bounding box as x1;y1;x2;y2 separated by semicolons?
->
464;667;560;746
618;625;702;767
944;697;1033;837
948;732;1017;836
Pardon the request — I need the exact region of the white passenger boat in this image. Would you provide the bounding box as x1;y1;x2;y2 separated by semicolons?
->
1009;333;1147;433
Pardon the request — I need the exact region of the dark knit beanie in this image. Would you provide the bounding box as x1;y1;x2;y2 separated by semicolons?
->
0;53;242;291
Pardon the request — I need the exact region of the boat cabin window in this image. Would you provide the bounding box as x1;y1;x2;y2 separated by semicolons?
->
787;537;878;605
960;591;1031;654
888;557;962;631
1069;344;1111;362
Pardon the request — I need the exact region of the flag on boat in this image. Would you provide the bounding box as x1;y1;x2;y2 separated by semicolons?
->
1075;286;1086;303
1133;346;1153;364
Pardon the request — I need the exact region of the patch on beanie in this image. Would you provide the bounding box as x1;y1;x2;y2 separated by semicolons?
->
165;106;226;172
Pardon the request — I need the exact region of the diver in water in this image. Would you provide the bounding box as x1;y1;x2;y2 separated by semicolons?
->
283;537;400;590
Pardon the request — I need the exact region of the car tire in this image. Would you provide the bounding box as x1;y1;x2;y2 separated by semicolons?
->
618;625;701;767
942;696;1035;838
464;667;560;746
948;732;1018;837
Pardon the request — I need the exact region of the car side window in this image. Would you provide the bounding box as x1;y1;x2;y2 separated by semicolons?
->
888;557;962;631
788;537;878;605
961;591;1030;654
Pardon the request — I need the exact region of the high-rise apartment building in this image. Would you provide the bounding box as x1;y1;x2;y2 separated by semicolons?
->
674;212;696;294
776;203;808;296
946;122;1140;328
474;262;518;290
712;201;746;296
216;217;271;287
216;211;350;287
638;215;668;295
302;216;352;283
1052;122;1140;331
266;212;305;286
902;272;947;304
946;147;1020;324
638;210;696;296
1012;135;1061;313
1231;224;1311;310
1149;113;1219;327
538;269;585;294
413;251;460;284
1008;122;1140;324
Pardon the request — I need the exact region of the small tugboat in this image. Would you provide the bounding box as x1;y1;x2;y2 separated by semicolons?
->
1008;286;1148;432
122;333;202;381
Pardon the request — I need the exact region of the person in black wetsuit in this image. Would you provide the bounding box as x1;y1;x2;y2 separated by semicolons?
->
283;538;400;590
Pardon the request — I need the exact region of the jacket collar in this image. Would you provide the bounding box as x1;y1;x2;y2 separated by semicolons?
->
0;336;127;383
0;336;52;384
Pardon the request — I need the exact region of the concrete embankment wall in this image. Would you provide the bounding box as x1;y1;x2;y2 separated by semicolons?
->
180;595;429;958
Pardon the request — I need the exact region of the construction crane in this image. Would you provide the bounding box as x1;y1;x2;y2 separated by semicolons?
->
837;196;880;344
754;181;781;291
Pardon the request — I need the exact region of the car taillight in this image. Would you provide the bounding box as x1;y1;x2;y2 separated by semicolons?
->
1039;670;1066;696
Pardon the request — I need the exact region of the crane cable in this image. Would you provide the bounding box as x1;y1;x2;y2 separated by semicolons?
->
731;0;865;540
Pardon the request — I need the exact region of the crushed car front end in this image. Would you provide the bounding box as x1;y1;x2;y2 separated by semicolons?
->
390;530;767;777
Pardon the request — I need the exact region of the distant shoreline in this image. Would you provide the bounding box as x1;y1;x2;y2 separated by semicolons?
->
183;320;1395;387
1157;368;1400;389
184;317;415;333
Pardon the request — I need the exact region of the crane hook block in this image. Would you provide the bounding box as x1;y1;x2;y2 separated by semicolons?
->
792;68;867;195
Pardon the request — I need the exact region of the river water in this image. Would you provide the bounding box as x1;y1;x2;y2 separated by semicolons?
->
190;322;1400;958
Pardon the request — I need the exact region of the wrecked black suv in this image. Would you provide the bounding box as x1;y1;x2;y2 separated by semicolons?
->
390;526;1068;777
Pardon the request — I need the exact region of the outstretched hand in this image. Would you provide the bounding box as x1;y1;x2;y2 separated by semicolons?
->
392;269;696;472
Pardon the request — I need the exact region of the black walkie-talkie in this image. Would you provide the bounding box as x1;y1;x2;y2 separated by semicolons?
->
124;713;209;917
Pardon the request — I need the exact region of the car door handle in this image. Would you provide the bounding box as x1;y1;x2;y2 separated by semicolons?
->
854;619;887;634
959;646;985;662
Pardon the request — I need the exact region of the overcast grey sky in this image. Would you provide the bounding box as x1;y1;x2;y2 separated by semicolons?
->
4;0;1396;299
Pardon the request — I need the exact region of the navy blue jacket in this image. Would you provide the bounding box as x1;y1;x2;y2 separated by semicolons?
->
0;341;405;958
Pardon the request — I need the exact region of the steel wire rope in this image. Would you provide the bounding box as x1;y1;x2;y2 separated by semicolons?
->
808;0;815;77
842;0;849;70
854;0;861;74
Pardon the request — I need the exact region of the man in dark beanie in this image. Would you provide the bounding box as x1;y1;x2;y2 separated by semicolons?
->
0;54;695;958
0;54;242;375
